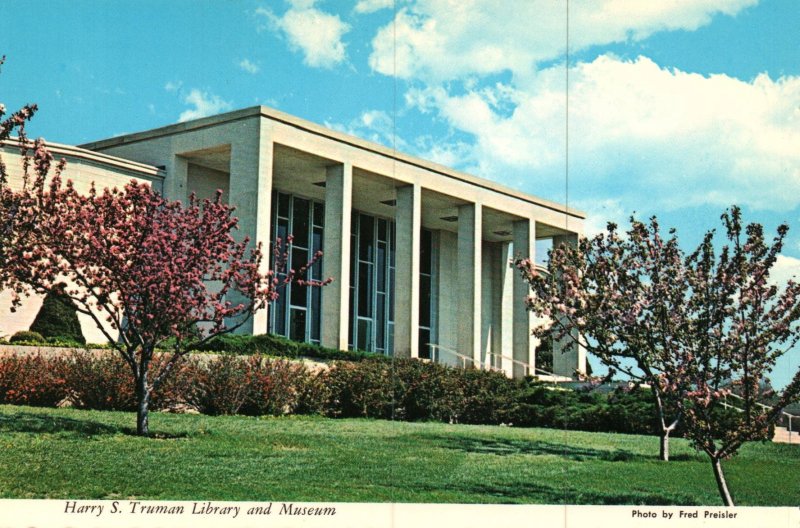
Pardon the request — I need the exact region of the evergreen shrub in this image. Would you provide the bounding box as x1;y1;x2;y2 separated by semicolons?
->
30;293;86;344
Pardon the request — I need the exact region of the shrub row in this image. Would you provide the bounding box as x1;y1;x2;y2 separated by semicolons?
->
1;332;383;364
201;333;387;363
0;351;664;435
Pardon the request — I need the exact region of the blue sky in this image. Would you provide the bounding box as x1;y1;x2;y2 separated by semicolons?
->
1;0;798;386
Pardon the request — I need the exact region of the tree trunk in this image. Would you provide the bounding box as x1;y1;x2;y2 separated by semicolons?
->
711;457;734;506
653;389;674;461
659;430;670;462
135;374;151;436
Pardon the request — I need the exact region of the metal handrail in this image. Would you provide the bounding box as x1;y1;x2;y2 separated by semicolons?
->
485;350;562;378
427;344;566;380
721;392;795;442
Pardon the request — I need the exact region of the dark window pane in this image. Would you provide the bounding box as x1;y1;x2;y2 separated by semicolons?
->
277;219;289;249
358;262;373;317
292;197;310;247
377;242;386;292
278;192;290;218
378;218;387;242
290;308;307;341
310;287;321;341
291;247;308;307
376;293;385;350
388;268;395;321
418;328;431;359
350;233;357;282
420;229;432;275
387;323;394;356
419;275;431;327
312;227;323;280
314;202;324;227
390;224;396;266
274;294;287;337
348;287;355;348
359;214;374;261
357;318;373;351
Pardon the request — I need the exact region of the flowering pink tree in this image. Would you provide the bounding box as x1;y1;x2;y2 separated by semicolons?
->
10;170;328;435
517;217;687;461
519;208;800;505
0;57;53;293
662;207;800;506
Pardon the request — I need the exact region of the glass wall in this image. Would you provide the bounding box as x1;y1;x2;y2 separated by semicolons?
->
269;191;324;344
270;191;434;356
349;212;395;354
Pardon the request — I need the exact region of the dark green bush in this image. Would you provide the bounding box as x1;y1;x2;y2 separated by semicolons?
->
203;333;386;363
9;331;46;344
29;293;86;344
322;359;394;418
204;333;299;358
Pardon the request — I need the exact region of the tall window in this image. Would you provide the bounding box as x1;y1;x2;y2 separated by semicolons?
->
418;229;434;359
269;191;324;344
349;213;395;354
348;212;434;356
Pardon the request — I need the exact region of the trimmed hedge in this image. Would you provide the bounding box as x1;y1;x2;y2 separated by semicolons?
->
9;331;46;344
202;333;386;363
0;350;667;436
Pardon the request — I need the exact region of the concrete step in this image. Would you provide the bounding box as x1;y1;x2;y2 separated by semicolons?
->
773;426;799;444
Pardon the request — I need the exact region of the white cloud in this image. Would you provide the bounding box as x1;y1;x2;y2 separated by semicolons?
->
355;0;395;14
405;55;800;213
164;80;183;92
178;89;233;122
258;1;350;69
326;109;406;150
238;58;260;74
572;198;629;237
369;0;757;82
769;255;800;287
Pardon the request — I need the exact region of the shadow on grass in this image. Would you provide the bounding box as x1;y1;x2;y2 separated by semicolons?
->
428;435;644;462
0;411;187;439
430;480;700;505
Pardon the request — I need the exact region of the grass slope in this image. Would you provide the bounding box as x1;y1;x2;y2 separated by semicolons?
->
0;404;797;505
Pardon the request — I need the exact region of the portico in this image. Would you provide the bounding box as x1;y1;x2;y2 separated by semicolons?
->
78;106;585;378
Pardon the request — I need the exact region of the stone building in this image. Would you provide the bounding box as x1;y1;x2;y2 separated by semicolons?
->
1;106;585;378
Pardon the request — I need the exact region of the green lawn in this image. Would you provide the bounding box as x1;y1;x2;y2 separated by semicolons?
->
0;404;797;505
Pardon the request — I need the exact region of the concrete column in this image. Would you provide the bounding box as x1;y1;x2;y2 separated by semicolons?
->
164;155;188;202
498;242;514;374
227;123;274;335
512;219;536;379
552;232;586;378
394;184;421;358
321;163;352;350
457;203;482;366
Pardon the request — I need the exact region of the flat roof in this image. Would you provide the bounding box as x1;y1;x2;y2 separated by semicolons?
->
1;139;165;180
81;106;585;220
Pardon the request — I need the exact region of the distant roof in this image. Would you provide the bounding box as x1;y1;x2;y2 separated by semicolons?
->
1;138;165;180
